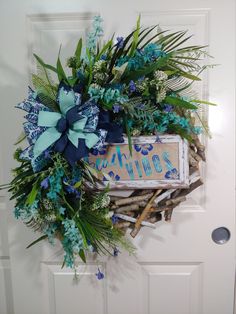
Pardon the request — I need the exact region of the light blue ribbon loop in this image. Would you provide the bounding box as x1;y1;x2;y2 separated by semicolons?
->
58;86;76;115
68;130;86;147
38;111;62;127
72;116;87;131
84;133;99;148
33;127;61;158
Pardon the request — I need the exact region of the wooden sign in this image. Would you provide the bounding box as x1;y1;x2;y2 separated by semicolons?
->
84;135;189;189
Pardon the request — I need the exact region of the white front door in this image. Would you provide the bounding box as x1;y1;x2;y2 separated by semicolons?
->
0;1;235;314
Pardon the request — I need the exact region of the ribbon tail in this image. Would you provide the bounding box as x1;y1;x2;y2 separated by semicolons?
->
84;133;99;149
33;127;61;158
68;130;85;148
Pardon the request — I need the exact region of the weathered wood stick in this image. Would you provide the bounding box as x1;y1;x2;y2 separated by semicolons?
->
197;149;206;162
115;221;131;229
175;178;203;198
154;189;176;205
135;189;154;196
192;135;206;161
189;166;199;175
193;134;205;151
189;148;202;162
114;192;154;206
115;213;156;228
130;190;162;237
189;154;198;167
147;214;162;224
166;196;186;206
172;172;203;198
164;209;174;221
152;205;175;213
114;204;140;213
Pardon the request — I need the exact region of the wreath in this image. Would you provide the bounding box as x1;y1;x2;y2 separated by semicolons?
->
2;16;215;278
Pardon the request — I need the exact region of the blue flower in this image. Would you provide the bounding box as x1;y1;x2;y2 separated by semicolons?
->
43;223;57;244
113;104;121;113
100;54;107;60
86;16;104;52
107;171;120;181
111;215;119;224
59;206;66;215
103;88;121;104
47;168;64;201
13;207;21;219
134;144;153;155
41;177;49;189
163;104;173;113
96;268;104;280
62;219;84;268
143;43;162;61
165;168;179;179
91;146;107;155
88;84;105;101
135;103;145;110
129;80;136;93
116;36;124;48
113;247;120;257
193;126;202;135
63;178;81;199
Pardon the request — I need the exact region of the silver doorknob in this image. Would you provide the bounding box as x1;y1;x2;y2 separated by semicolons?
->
212;227;231;244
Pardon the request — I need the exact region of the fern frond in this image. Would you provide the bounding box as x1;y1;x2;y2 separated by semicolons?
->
32;74;59;111
166;77;197;98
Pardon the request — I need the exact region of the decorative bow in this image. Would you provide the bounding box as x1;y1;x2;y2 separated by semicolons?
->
33;84;106;165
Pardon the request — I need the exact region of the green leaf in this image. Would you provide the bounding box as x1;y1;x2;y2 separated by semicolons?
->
129;15;141;57
26;181;39;206
180;71;201;81
85;164;99;179
14;132;26;145
79;249;86;263
164;96;198;110
75;38;82;62
124;115;132;156
57;56;68;83
166;34;193;52
163;31;187;50
156;31;182;46
86;48;94;88
73;181;82;188
26;235;48;249
139;29;168;50
169;63;201;81
111;62;128;83
96;38;113;61
67;76;78;86
191;99;217;106
169;124;193;142
33;54;57;73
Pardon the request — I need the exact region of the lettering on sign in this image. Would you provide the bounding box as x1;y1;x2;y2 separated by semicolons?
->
84;135;189;189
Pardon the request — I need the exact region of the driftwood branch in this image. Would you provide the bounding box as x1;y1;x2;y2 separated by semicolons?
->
114;192;154;207
130;190;162;238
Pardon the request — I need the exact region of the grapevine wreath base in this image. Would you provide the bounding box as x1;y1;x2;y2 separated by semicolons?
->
109;134;204;237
